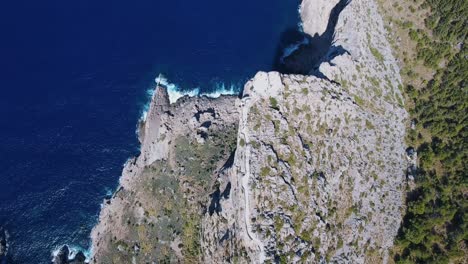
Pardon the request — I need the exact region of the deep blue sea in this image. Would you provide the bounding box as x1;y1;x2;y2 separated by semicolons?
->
0;0;300;263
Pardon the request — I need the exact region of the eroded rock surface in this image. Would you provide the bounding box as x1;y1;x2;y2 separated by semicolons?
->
52;245;86;264
88;0;408;263
202;71;406;263
90;89;239;263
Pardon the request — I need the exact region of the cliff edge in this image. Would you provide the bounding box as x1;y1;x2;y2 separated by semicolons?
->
84;0;408;263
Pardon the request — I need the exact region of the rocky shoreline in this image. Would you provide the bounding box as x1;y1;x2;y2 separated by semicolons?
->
60;0;409;263
89;87;240;263
52;246;86;264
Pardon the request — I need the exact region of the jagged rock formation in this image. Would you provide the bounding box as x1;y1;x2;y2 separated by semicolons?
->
88;0;408;263
202;70;406;263
201;1;407;262
52;246;86;264
300;0;341;37
90;87;239;263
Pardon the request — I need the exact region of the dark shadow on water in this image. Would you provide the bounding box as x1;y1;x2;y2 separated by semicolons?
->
273;0;351;75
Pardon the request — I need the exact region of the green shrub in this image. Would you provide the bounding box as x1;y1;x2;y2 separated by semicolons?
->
354;95;364;106
260;167;271;177
269;97;279;110
370;46;384;63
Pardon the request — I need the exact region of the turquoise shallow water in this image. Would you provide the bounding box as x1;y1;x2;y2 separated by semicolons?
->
0;0;300;263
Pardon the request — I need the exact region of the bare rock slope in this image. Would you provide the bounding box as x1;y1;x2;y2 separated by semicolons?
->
89;0;408;263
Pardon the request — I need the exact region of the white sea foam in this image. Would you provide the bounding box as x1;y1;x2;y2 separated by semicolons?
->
201;82;238;98
298;21;304;32
155;74;199;103
105;187;113;197
51;244;92;263
297;4;304;32
138;74;240;123
281;37;310;62
155;74;238;104
139;88;156;122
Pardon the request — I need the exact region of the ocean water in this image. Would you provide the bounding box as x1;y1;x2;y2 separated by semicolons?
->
0;0;300;263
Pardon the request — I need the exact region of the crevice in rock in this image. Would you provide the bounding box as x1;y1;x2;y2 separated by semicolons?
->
221;182;232;199
280;173;299;203
208;187;222;216
200;121;212;129
221;150;236;171
219;229;230;244
207;181;232;216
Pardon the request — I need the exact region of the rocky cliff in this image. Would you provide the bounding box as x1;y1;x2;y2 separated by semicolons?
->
88;87;239;263
84;0;408;263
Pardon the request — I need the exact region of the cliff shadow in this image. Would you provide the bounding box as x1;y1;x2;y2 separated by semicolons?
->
273;0;351;75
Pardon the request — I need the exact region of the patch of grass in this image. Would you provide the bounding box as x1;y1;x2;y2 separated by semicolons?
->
239;138;246;147
181;213;201;261
300;229;313;242
370;46;384;63
274;215;284;233
260;167;271;177
269;97;279;110
287;153;297;167
354;95;365;106
365;120;375;130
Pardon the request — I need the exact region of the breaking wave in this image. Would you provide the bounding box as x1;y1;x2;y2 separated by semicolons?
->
155;74;200;103
140;88;156;121
51;244;92;263
155;74;240;104
202;82;238;99
139;74;240;122
297;4;304;31
281;37;310;62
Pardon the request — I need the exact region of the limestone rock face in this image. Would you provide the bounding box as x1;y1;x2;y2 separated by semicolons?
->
201;0;407;263
88;0;408;263
138;84;171;165
90;90;239;263
300;0;340;36
201;70;406;263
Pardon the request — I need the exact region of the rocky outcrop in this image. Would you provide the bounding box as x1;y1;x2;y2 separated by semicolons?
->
202;70;406;263
52;246;86;264
90;87;239;263
201;0;407;263
87;0;408;263
300;0;341;37
279;0;350;75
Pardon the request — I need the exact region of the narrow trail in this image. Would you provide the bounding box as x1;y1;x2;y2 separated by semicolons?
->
239;97;265;262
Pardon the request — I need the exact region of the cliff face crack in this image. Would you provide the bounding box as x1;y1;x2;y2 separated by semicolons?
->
208;181;232;216
279;174;299;203
273;0;351;75
264;143;281;163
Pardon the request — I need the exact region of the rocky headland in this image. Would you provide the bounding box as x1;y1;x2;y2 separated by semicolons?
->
62;0;410;263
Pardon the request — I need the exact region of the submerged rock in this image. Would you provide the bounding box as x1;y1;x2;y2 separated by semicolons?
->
51;246;86;264
52;246;69;264
0;227;9;264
